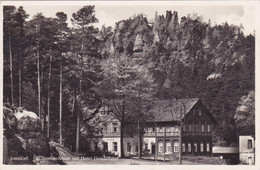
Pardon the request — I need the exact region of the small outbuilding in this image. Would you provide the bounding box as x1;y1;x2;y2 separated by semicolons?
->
239;135;255;165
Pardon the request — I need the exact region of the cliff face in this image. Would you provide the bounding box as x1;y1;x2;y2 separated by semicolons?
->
103;11;250;78
104;14;153;56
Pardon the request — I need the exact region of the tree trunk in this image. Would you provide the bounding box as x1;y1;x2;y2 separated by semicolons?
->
19;52;22;107
138;120;141;159
37;40;41;120
76;113;80;152
163;126;166;162
179;120;183;165
76;52;83;153
47;53;52;138
120;94;125;158
8;31;14;106
59;55;63;145
154;122;157;161
76;26;85;152
137;93;142;159
73;85;77;152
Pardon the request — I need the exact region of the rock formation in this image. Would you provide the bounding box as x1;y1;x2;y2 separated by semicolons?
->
3;106;64;165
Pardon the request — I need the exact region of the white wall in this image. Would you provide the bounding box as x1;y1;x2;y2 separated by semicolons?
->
143;137;156;154
239;136;255;165
101;137;121;157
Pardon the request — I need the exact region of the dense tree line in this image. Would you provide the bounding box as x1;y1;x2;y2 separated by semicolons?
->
3;6;254;154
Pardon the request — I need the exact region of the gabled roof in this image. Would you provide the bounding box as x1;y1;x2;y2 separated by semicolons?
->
145;98;200;122
90;98;206;123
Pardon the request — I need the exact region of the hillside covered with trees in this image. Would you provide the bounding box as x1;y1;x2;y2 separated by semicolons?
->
3;5;254;155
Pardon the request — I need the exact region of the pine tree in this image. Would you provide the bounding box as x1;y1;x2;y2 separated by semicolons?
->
71;6;98;153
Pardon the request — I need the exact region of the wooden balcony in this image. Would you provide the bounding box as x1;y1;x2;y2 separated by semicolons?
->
143;132;179;137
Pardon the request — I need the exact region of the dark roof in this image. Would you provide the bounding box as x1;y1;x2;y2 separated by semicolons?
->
91;98;204;123
146;98;200;122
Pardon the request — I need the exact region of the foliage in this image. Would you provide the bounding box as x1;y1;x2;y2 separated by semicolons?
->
234;91;255;135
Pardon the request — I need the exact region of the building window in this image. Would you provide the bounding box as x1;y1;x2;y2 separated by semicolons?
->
207;124;211;132
188;143;191;152
207;143;210;152
103;142;108;152
166;127;171;132
201;124;205;132
145;143;148;151
200;142;204;152
182;125;186;132
113;123;117;133
182;143;185;152
173;141;179;152
127;143;131;152
152;127;155;132
248;140;253;149
113;142;117;152
194;143;198;152
189;124;192;132
166;142;172;153
135;146;138;152
159;142;164;153
194;125;198;132
159;127;163;133
196;110;201;116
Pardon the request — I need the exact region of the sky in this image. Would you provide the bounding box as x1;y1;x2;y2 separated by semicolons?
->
8;1;256;35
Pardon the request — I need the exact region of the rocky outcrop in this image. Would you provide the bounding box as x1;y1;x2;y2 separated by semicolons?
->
133;34;144;52
108;14;152;55
15;110;41;132
101;10;250;89
153;11;179;43
3;107;64;165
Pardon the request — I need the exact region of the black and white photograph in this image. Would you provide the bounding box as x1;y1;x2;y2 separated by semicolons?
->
1;0;258;166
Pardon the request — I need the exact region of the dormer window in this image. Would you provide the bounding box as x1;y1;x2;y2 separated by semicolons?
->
113;123;117;133
113;126;117;132
195;110;201;116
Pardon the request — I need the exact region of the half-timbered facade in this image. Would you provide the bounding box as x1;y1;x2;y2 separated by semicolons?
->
87;98;216;157
142;98;216;156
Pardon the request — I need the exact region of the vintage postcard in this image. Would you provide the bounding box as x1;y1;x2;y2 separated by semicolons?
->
0;0;259;169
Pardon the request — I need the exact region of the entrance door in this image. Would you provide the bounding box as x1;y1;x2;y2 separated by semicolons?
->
103;142;108;153
248;157;253;165
151;144;155;154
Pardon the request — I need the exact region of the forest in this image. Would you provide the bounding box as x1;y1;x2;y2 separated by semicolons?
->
3;5;255;154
